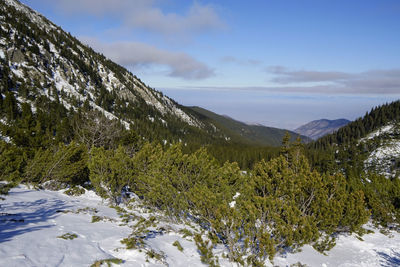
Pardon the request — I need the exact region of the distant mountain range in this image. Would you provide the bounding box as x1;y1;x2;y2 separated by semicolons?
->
295;119;350;140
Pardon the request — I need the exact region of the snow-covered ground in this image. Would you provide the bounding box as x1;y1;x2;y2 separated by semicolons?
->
0;185;218;266
273;230;400;267
362;122;400;177
1;185;400;266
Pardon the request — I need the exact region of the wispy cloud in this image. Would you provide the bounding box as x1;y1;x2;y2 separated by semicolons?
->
266;66;400;94
267;66;351;83
82;38;214;80
220;56;262;66
41;0;224;37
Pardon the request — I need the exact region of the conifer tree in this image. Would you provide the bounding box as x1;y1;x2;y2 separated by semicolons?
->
88;146;133;204
24;142;88;185
3;91;18;121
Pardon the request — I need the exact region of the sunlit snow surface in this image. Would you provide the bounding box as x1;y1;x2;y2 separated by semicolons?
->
1;185;400;266
0;185;213;266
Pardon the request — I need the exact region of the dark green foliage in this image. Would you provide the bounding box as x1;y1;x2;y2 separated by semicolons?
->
114;140;369;263
245;149;368;261
91;215;102;223
23;142;88;185
121;236;144;249
3;91;18;121
358;173;400;227
194;234;218;266
204;143;280;170
172;240;184;252
90;258;123;267
57;233;78;240
0;182;17;195
0;141;26;181
88;146;133;204
64;186;85;196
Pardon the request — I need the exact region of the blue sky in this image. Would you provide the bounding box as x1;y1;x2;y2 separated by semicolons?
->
22;0;400;129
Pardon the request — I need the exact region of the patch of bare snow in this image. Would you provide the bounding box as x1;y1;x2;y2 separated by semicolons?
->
10;65;24;78
361;124;395;141
365;140;400;177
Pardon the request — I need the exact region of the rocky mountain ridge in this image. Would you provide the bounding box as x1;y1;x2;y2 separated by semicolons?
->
295;119;350;140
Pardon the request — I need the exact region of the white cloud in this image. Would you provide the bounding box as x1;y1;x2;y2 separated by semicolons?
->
83;38;214;80
266;66;400;94
267;66;351;83
40;0;224;37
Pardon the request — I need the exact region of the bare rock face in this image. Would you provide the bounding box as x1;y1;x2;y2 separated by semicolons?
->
295;119;350;140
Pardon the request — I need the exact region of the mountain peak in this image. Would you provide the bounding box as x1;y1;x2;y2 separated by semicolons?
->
295;119;350;140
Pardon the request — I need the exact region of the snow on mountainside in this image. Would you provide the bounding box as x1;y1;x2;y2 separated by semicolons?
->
0;0;201;129
295;119;350;140
362;122;400;177
2;185;400;266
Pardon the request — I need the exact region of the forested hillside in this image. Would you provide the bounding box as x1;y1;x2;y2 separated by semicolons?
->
313;100;400;148
188;106;310;146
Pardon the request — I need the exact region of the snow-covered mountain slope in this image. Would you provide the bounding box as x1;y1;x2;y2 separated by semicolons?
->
0;0;201;130
362;122;400;177
295;119;350;140
1;185;400;266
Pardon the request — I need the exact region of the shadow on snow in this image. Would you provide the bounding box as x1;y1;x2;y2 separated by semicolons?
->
378;249;400;267
0;193;71;243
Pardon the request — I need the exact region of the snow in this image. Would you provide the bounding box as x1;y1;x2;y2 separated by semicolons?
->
0;134;11;143
272;227;400;266
48;42;57;54
4;0;57;32
361;124;395;141
10;65;24;78
0;185;222;266
160;118;167;127
229;192;241;208
2;186;400;266
0;185;134;266
365;140;400;177
361;122;400;177
0;49;5;59
233;192;240;199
